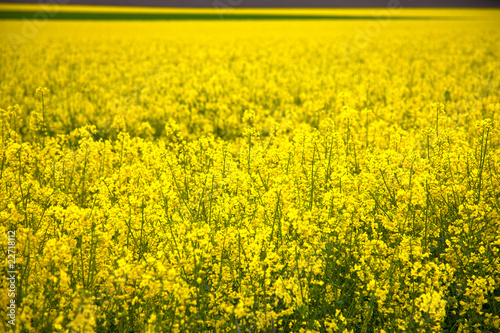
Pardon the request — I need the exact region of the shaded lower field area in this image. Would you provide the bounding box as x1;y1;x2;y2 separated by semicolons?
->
0;10;456;20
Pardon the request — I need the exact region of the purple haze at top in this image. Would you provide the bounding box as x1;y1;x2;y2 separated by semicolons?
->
2;0;500;7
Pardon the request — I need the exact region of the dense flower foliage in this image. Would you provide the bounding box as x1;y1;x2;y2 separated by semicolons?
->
1;11;499;333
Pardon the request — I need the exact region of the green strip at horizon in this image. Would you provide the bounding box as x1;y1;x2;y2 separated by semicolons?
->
0;10;464;20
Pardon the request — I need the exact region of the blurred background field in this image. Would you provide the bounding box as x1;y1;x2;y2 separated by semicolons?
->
0;10;499;144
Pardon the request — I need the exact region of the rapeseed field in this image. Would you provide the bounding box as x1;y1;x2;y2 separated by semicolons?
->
0;6;499;333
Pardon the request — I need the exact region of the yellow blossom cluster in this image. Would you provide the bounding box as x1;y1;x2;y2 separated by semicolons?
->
1;10;499;333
